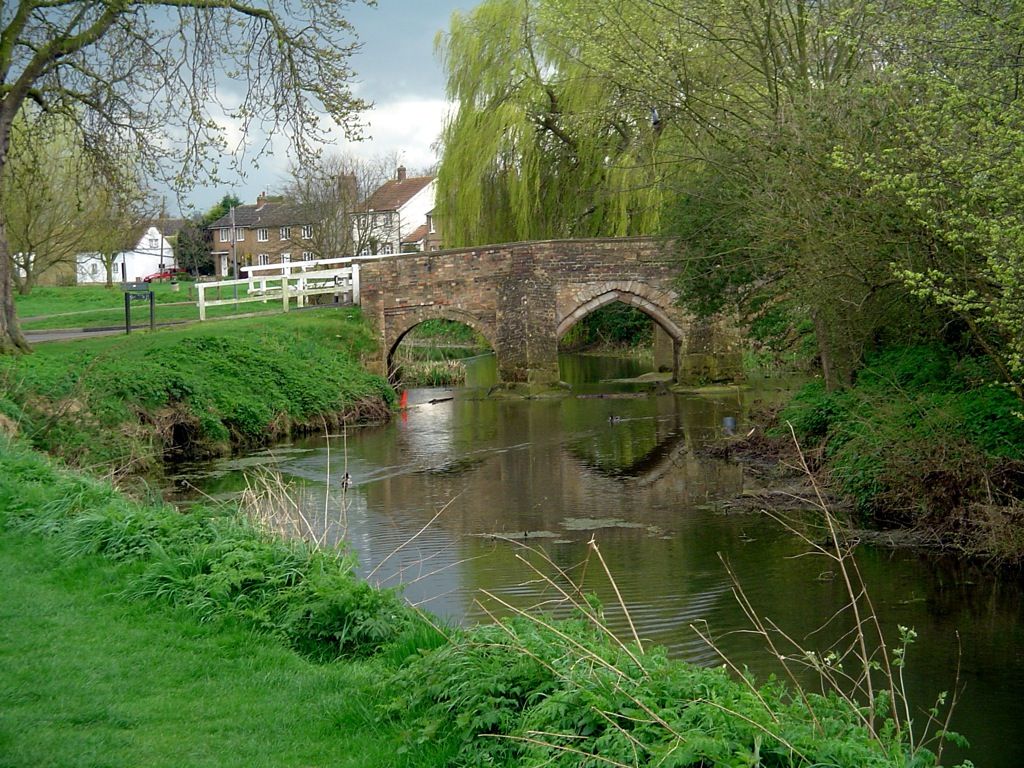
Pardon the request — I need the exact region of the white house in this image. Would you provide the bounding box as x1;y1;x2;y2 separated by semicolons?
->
77;220;184;284
353;167;436;255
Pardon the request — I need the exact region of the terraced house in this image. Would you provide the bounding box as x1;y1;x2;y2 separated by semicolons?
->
207;194;321;278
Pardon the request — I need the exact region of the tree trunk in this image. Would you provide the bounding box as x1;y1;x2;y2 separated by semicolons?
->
105;256;114;288
812;309;838;392
0;220;31;354
0;127;31;354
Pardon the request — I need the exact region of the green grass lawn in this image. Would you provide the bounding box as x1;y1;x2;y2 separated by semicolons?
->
0;531;410;768
15;283;284;330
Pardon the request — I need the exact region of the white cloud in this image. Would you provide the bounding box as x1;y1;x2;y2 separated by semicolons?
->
333;97;452;172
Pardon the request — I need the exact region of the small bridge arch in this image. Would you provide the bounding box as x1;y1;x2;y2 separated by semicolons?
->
385;306;497;378
358;238;741;389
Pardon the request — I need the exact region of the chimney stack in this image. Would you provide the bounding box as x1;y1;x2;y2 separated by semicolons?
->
397;166;407;181
256;191;267;207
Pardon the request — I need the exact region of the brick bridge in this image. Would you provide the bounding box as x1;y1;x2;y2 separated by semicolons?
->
358;237;741;388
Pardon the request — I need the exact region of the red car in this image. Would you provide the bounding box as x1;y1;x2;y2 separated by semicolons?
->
142;268;189;282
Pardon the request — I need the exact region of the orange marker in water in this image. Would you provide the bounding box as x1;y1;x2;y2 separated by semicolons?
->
399;390;408;409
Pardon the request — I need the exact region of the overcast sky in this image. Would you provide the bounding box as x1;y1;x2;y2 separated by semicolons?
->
180;0;471;214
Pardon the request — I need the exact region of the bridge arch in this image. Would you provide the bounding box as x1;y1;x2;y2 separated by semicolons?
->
385;306;497;378
556;283;685;343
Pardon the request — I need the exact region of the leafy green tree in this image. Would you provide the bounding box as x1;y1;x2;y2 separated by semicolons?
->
173;220;213;277
859;0;1024;402
434;0;665;246
202;195;243;229
3;114;108;294
0;0;369;353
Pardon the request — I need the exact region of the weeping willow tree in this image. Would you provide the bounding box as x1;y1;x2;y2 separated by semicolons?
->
434;0;669;246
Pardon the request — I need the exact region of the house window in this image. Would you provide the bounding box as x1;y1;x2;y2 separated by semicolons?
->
256;228;268;242
302;251;315;261
234;228;245;242
428;215;435;234
280;227;291;240
148;236;159;250
281;253;291;263
258;253;270;266
219;229;229;243
301;225;313;239
382;242;394;255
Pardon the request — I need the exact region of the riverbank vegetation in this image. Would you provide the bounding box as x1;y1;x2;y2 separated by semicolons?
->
779;348;1024;562
0;313;393;473
0;435;965;767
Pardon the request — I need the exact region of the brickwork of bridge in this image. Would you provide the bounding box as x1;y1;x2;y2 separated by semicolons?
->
357;237;742;387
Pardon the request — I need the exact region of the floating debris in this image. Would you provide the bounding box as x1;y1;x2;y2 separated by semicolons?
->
472;530;561;540
561;517;646;531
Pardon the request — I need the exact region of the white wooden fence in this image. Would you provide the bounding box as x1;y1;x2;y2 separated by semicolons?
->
196;255;390;320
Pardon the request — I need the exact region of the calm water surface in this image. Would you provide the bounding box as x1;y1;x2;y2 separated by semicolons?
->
173;354;1023;767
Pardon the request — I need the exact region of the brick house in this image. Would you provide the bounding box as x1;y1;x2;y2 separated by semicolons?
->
207;194;321;278
353;167;436;255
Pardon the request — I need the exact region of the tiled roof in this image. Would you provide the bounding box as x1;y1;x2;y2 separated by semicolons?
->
402;224;429;244
207;201;311;230
359;176;434;213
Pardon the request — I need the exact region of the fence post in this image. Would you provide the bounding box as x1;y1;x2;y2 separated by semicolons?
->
282;274;290;313
198;283;207;321
351;262;360;305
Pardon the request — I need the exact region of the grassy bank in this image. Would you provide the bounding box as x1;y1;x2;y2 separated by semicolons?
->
778;346;1024;560
0;436;962;767
0;312;393;473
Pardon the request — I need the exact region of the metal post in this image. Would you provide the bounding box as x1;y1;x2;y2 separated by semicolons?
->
149;291;155;332
230;206;238;302
124;292;131;334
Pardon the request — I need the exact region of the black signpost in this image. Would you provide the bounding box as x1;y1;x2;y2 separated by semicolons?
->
122;282;155;334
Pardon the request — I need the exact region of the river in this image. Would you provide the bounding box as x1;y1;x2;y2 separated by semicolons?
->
172;353;1023;767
